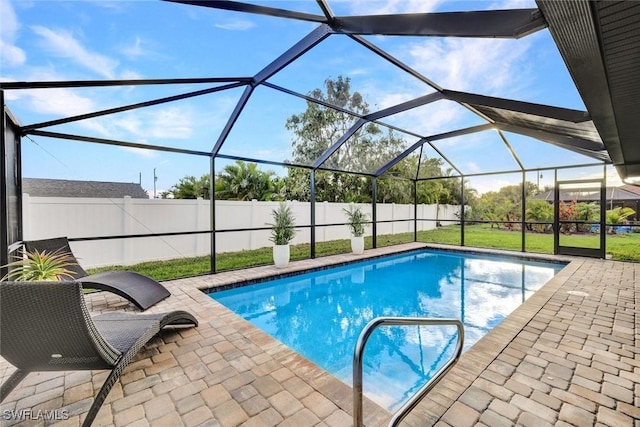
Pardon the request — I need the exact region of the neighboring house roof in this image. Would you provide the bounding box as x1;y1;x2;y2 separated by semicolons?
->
531;186;640;202
620;184;640;197
23;178;149;199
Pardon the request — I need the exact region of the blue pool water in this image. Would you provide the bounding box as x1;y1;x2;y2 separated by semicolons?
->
209;249;565;410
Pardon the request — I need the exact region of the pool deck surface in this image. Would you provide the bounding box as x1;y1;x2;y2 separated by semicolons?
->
0;243;638;426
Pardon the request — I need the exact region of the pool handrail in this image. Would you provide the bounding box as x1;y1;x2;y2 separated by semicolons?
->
352;316;464;427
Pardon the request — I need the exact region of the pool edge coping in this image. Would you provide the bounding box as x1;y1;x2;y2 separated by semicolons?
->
185;242;579;425
198;243;573;295
402;254;585;425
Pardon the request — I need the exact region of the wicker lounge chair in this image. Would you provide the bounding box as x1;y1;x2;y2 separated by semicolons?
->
24;237;171;310
0;280;198;427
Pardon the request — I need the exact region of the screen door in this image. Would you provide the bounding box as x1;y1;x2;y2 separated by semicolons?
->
554;180;605;258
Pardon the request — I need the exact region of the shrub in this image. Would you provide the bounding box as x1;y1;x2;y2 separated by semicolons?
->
526;200;553;232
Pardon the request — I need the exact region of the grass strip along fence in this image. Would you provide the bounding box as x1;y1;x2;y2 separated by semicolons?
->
90;224;640;281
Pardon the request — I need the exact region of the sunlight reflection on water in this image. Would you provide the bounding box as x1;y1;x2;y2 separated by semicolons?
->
210;250;564;411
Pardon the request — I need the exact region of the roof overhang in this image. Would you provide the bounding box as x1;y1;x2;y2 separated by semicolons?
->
537;1;640;180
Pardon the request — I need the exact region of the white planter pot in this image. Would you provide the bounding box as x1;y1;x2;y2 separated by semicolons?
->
273;244;290;268
351;236;364;255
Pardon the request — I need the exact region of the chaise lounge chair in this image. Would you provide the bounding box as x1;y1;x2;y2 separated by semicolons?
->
24;237;171;310
0;280;198;427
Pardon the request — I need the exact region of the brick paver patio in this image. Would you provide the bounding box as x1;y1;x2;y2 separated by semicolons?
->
1;243;638;426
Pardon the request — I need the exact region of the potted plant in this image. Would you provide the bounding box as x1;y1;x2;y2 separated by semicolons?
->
268;203;296;268
1;248;77;281
343;204;368;255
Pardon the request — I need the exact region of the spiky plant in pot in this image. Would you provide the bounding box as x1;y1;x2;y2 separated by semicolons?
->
268;203;296;268
2;248;77;281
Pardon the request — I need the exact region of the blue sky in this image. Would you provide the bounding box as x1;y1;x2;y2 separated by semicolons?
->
1;0;618;196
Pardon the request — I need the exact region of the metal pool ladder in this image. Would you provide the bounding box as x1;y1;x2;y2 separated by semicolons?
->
353;317;464;427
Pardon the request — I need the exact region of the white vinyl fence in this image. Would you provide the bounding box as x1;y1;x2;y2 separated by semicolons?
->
22;194;459;268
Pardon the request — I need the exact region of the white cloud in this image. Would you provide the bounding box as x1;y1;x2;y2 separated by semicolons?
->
31;25;119;79
347;0;444;15
119;69;143;80
214;19;255;31
119;36;166;66
490;0;537;8
92;1;128;13
3;66;97;118
341;1;539;139
0;0;19;37
407;37;533;96
0;40;26;67
470;176;516;194
24;87;96;117
424;102;474;133
386;26;538;138
372;94;478;137
147;108;193;139
79;107;194;142
0;0;26;67
361;0;538;99
374;92;413;110
120;146;158;159
7;67;145;123
562;165;623;187
346;0;535;17
110;114;143;137
121;36;147;59
466;162;481;174
10;70;194;148
348;67;369;77
77;118;110;137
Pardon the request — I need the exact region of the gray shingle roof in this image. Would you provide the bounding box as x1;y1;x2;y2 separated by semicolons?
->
531;186;640;202
23;178;149;199
620;184;640;197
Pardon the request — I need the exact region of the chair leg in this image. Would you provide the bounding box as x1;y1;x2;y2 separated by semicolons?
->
81;323;161;426
81;363;127;427
0;369;28;402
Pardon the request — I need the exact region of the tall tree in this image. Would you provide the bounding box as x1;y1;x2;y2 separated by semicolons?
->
469;182;539;227
284;76;405;202
415;158;466;206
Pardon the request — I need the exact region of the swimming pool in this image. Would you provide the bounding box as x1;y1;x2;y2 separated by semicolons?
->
208;249;565;411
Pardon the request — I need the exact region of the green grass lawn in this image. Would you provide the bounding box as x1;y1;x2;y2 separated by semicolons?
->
419;224;640;260
89;224;639;281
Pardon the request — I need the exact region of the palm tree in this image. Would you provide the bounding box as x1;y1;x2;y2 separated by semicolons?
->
163;174;210;199
216;160;277;201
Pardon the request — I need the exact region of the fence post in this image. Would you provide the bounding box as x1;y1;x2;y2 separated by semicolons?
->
22;193;31;240
196;197;205;256
392;203;396;235
250;199;258;250
322;201;329;243
123;196;132;265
